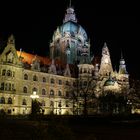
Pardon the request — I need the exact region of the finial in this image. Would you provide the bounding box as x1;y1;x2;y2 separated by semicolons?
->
69;0;72;7
121;49;123;59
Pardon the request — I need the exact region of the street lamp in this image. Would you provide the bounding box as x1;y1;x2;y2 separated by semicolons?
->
55;101;58;115
30;91;40;116
30;91;39;99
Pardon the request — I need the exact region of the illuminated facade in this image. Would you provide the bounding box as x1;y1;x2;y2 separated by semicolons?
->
0;6;129;115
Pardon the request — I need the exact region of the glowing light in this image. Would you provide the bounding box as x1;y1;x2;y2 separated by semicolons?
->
30;91;39;99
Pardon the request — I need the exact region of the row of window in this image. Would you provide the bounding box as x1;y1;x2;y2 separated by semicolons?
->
1;69;15;77
23;87;69;97
22;99;69;107
0;97;12;104
0;97;70;107
0;83;15;91
24;74;72;85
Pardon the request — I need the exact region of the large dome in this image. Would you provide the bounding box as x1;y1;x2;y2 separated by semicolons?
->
60;21;88;41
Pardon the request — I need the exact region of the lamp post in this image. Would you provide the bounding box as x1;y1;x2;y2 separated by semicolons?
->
55;101;58;115
30;91;40;116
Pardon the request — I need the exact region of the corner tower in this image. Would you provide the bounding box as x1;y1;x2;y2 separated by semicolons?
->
50;6;90;64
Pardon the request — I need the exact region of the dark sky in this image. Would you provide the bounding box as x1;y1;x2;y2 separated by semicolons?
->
0;0;139;79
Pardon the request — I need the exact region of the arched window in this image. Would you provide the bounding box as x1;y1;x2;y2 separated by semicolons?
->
1;83;4;90
22;99;27;105
7;70;12;76
58;80;62;85
41;100;45;106
24;74;28;80
50;89;54;96
0;97;5;104
42;77;46;82
66;81;69;86
33;75;38;81
2;69;6;76
58;91;62;96
8;97;12;104
50;78;55;84
23;87;27;93
42;89;46;95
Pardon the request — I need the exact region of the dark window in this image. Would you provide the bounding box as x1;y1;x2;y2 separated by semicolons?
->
7;70;12;76
23;87;27;93
0;97;5;104
42;89;46;95
8;97;12;104
66;91;69;97
58;80;62;85
43;77;46;82
33;75;38;81
1;83;4;90
7;109;11;114
58;91;62;96
24;74;28;80
66;81;69;86
50;78;54;84
22;99;27;105
2;69;6;76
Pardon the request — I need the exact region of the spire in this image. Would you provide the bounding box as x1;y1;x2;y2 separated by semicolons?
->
63;4;77;23
99;42;113;76
64;64;71;77
119;51;128;74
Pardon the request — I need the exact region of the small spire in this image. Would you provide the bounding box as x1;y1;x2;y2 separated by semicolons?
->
69;0;72;7
121;49;123;59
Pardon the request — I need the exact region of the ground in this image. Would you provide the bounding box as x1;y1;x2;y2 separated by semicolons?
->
1;115;140;140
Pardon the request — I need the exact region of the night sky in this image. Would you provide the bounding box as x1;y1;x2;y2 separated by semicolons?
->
0;0;139;79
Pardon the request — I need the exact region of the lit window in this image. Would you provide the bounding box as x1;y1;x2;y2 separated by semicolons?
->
50;90;54;96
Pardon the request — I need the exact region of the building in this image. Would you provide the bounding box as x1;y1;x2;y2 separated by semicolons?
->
0;6;129;115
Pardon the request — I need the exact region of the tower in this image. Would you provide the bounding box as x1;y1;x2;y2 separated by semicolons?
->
50;5;90;64
99;42;113;76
